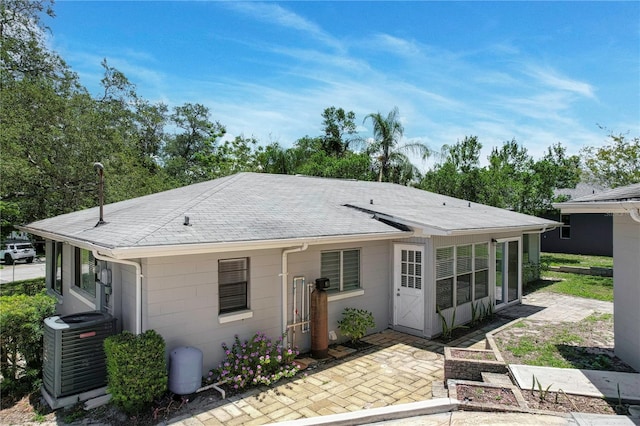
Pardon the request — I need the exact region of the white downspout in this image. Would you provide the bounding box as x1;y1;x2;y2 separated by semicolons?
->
281;243;308;345
92;250;144;335
628;208;640;224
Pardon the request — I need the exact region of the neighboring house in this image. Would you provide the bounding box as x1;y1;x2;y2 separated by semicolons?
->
554;183;640;372
22;172;557;371
541;183;613;256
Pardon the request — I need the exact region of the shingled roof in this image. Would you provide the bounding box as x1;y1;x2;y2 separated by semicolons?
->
23;173;556;259
554;182;640;214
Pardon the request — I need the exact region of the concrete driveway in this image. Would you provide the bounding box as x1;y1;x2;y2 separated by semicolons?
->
0;257;46;284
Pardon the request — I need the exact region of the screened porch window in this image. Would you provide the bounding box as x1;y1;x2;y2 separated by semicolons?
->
218;258;249;314
436;247;454;310
474;243;489;299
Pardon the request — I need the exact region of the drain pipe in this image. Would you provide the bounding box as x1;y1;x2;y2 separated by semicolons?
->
628;208;640;224
92;250;143;334
281;243;308;346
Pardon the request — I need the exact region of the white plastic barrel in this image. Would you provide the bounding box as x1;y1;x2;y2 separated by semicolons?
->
168;346;203;395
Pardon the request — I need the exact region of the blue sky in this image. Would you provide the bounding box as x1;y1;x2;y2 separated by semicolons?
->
48;1;639;167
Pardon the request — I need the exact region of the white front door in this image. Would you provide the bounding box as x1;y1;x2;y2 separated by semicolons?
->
394;245;424;331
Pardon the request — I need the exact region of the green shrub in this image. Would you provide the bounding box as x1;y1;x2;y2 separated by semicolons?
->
104;330;167;415
337;308;375;342
204;332;299;391
0;278;46;297
0;291;56;397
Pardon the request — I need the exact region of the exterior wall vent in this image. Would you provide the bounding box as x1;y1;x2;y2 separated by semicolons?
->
42;311;116;401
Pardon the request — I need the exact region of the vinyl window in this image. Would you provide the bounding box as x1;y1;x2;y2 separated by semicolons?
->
219;258;249;314
74;248;97;297
321;249;360;292
50;241;63;295
437;242;491;311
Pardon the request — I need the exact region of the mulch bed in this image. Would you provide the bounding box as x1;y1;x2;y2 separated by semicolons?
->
522;390;628;415
456;384;519;407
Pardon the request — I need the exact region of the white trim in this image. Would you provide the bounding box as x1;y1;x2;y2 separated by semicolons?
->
20;228;411;260
69;287;96;309
393;244;425;331
493;237;522;310
218;310;253;324
554;200;640;214
328;289;365;302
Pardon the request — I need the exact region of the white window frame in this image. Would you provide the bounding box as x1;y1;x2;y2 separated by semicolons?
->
474;243;489;300
218;257;250;315
49;241;63;296
321;248;361;293
74;247;97;299
437;242;491;311
436;246;454;310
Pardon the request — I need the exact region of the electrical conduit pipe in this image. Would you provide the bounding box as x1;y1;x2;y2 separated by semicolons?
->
92;251;143;334
281;243;308;346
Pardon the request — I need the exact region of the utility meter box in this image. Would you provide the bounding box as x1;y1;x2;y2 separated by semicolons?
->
315;278;330;290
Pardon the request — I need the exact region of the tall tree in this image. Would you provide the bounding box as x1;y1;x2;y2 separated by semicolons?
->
582;133;640;188
0;0;61;81
163;103;226;185
320;106;357;157
363;107;430;184
483;139;534;212
421;136;484;202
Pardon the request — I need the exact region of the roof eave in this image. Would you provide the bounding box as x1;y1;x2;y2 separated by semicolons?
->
371;213;559;237
19;225;414;260
554;200;640;214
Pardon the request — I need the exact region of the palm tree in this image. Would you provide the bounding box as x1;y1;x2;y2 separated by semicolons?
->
363;107;431;184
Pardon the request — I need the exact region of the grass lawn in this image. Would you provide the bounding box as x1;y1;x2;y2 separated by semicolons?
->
493;313;631;371
541;252;613;269
526;273;613;302
526;253;614;301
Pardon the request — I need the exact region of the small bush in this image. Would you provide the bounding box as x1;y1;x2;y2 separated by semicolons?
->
204;332;299;391
0;291;56;398
104;330;167;415
0;278;46;297
337;308;375;343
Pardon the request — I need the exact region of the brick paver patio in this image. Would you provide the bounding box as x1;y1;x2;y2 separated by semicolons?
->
166;291;614;425
168;330;454;425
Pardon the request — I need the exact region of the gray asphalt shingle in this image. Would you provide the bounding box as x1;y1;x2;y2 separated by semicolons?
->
569;182;640;203
24;173;556;250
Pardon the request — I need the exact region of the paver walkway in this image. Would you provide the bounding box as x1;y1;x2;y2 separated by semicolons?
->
167;291;616;426
168;331;449;425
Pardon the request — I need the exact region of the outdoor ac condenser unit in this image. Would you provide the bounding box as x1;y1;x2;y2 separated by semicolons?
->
42;311;116;399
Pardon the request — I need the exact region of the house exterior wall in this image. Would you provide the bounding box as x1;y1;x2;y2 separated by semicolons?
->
141;239;393;371
541;213;612;256
142;248;282;372
613;214;640;372
46;241;96;316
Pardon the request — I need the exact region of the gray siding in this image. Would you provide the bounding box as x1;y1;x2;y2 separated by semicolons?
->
541;213;612;256
143;249;282;371
142;240;393;371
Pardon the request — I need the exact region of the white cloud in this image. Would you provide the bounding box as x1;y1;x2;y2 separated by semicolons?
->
225;2;344;52
525;65;596;99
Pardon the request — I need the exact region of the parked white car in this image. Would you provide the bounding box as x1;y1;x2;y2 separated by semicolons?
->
1;240;36;265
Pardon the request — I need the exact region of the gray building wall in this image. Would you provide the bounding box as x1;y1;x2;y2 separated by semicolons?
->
541;213;612;256
141;240;393;371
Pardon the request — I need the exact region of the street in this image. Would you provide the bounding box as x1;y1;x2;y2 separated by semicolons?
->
0;258;46;283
